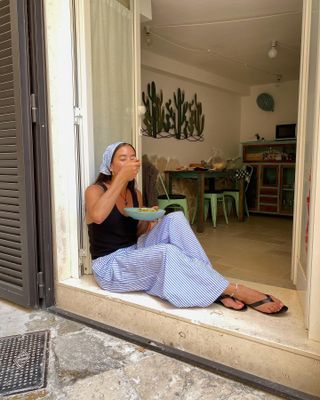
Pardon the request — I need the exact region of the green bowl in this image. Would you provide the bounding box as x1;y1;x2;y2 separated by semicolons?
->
124;207;165;221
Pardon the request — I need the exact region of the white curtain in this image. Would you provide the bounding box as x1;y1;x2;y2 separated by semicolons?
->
90;0;133;173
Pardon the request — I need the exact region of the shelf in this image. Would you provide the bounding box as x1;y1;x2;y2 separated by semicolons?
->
242;141;296;164
242;139;296;145
243;141;296;216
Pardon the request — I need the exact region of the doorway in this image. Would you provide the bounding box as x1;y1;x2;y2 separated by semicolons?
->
44;3;320;391
66;0;320;343
139;1;302;291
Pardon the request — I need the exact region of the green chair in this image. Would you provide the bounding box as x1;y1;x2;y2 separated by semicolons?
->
223;190;241;217
157;173;189;220
204;192;229;227
157;194;189;221
223;165;253;217
192;192;228;227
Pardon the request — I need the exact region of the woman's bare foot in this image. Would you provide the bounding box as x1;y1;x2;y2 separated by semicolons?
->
223;284;287;314
216;295;247;310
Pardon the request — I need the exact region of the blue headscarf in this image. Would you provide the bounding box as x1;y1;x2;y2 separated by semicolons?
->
99;141;125;175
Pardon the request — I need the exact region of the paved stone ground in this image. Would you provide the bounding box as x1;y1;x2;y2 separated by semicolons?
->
0;300;281;400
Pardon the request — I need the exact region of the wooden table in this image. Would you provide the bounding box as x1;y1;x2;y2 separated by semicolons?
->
164;169;245;233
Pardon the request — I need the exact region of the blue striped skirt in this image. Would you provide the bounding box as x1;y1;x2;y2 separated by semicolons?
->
92;211;229;308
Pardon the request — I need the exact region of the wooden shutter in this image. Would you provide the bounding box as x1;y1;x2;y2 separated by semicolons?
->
0;0;38;306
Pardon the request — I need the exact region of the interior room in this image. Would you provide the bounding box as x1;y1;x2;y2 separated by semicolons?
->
140;0;302;290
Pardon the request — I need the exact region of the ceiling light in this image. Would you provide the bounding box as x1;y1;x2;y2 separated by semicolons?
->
268;41;278;59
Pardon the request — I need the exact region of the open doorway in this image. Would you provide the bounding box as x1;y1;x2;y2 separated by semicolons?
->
38;1;320;393
44;2;320;391
140;0;303;290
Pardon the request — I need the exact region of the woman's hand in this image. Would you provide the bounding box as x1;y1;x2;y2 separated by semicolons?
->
118;159;141;182
145;206;159;231
136;205;161;236
145;206;162;231
137;219;158;236
147;220;158;231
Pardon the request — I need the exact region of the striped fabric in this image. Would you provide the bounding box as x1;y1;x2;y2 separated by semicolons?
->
92;211;229;308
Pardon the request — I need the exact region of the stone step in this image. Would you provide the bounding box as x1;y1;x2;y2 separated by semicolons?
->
55;276;320;398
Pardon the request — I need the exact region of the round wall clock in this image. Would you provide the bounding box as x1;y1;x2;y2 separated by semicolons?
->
256;93;274;112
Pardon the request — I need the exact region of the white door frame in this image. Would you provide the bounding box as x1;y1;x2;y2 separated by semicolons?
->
132;0;143;188
305;0;320;340
72;0;95;274
292;0;320;340
291;0;312;319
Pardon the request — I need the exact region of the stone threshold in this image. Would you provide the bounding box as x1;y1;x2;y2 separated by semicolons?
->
55;276;320;397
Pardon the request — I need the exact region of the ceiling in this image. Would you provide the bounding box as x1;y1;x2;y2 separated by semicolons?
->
141;0;303;86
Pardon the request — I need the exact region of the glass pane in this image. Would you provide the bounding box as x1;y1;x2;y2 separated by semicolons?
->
282;167;295;188
246;166;258;209
280;167;295;213
262;166;277;186
90;0;134;174
280;190;294;212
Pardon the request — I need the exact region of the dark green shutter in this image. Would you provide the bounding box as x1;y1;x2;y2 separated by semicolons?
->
0;0;38;306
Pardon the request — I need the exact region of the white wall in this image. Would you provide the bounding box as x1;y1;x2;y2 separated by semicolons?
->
240;80;299;142
141;67;242;165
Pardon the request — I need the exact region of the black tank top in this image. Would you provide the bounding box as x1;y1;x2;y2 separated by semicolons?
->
87;186;139;260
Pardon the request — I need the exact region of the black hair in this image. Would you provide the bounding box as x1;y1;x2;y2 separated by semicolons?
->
94;142;136;193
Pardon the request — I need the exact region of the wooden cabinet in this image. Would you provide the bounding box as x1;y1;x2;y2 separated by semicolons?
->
242;140;296;216
279;165;295;214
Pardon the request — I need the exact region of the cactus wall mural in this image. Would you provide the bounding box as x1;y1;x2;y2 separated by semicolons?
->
142;82;205;141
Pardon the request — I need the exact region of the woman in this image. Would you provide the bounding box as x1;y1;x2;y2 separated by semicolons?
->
85;142;288;314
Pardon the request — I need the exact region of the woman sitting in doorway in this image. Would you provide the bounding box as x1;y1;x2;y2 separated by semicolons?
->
85;141;288;315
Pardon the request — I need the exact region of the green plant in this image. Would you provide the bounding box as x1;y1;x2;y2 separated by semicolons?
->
193;94;205;137
164;99;174;132
187;101;195;136
142;81;165;137
141;82;205;141
173;88;188;139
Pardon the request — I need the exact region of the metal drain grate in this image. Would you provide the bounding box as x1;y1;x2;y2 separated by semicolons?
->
0;330;49;396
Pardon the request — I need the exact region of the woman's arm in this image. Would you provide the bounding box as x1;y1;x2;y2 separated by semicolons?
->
85;160;140;224
85;181;122;224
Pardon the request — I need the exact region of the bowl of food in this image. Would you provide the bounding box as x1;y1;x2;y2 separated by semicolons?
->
124;207;166;221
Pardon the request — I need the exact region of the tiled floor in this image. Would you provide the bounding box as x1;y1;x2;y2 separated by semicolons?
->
196;214;295;289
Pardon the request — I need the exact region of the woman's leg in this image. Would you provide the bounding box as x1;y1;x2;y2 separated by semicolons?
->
138;211;211;266
92;243;229;308
137;212;287;313
137;212;247;310
223;283;287;314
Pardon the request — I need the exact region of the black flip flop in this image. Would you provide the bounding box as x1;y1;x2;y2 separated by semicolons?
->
215;294;248;311
247;294;288;315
